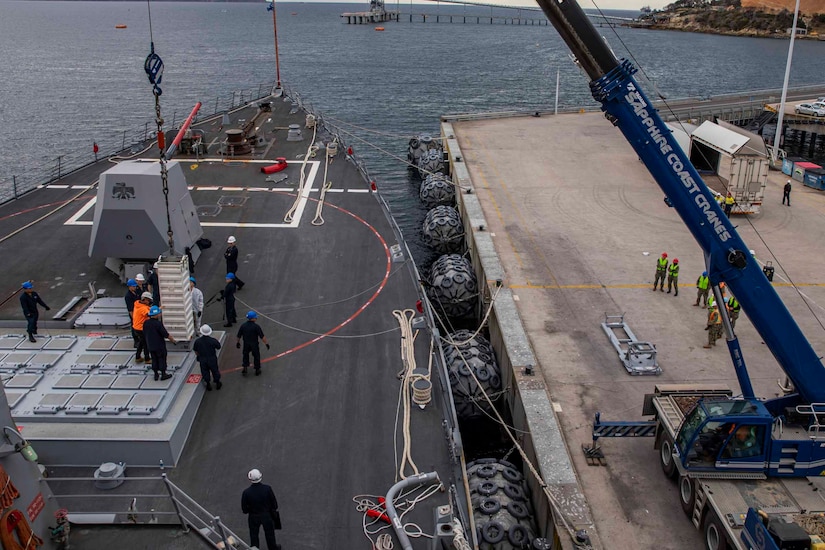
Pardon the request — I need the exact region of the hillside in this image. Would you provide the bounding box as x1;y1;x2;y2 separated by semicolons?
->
642;0;825;38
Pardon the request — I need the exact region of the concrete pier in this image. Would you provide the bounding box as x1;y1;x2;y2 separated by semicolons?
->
443;110;825;548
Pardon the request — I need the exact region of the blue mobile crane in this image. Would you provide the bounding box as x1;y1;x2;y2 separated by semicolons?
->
532;0;825;548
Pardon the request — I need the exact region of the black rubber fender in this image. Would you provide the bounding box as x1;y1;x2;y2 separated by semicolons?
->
502;466;523;483
507;501;529;520
478;481;498;496
476;464;498;479
479;497;501;515
481;521;506;544
503;482;526;501
475;365;492;382
508;524;530;547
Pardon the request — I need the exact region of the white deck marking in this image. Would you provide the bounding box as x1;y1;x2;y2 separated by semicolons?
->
63;160;321;229
64;197;97;226
46;185;69;189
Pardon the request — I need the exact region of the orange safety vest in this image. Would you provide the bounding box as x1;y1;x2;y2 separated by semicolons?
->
132;301;150;331
709;309;722;325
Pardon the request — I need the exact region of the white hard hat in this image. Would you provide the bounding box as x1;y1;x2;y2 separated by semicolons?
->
200;324;213;336
248;469;262;483
787;180;791;184
135;274;146;282
140;292;153;301
227;236;236;244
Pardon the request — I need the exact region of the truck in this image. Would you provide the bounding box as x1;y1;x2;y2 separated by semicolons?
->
531;0;825;548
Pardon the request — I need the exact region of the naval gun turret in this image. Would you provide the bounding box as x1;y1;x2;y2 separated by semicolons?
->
88;159;203;282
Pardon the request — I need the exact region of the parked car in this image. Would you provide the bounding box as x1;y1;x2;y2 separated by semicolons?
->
795;102;825;116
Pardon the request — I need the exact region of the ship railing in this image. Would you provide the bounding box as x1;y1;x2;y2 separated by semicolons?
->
0;80;279;206
46;473;253;549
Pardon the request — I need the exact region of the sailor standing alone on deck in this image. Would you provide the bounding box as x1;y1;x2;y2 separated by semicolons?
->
653;252;668;292
241;468;281;550
237;311;269;376
19;281;49;342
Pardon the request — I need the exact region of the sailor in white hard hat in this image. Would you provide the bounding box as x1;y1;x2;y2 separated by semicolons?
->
241;469;280;550
783;179;792;206
193;324;222;391
224;236;245;291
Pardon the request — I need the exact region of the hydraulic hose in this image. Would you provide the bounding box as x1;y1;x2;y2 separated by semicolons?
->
384;472;440;550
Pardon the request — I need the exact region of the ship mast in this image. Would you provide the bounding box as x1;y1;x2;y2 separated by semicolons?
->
267;0;282;89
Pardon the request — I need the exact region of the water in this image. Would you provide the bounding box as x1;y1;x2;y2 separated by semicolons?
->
2;1;825;264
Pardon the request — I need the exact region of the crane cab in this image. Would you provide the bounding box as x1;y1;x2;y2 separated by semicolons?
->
675;399;772;473
674;398;825;477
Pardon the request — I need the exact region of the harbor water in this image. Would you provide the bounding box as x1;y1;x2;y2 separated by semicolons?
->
2;0;825;265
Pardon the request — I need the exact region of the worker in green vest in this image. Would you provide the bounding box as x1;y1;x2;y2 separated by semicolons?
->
667;258;679;296
695;271;709;308
653;252;668;292
724;192;735;218
727;295;741;329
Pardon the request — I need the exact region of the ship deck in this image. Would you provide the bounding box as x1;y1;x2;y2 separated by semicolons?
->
448;111;825;549
0;94;457;548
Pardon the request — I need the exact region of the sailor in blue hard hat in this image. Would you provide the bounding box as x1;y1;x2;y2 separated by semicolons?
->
19;281;49;343
125;278;141;321
142;305;176;381
236;310;270;376
221;273;238;327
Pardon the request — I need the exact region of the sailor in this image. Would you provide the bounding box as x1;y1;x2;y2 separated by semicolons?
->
241;469;280;550
724;192;734;218
224;236;245;291
19;281;49;343
666;258;679;296
142;306;176;381
727;295;741;330
694;271;709;307
193;324;222;391
147;261;161;306
124;279;140;318
189;277;204;330
653;252;668;292
783;179;792;206
135;273;148;294
236;311;270;376
704;304;723;349
220;273;238;327
132;292;153;364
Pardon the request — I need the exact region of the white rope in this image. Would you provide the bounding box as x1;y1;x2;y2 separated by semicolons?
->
393;309;420;480
284;122;318;223
354;483;442;548
311;139;336;226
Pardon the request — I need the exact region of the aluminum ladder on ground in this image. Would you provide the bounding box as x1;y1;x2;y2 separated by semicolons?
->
601;313;661;375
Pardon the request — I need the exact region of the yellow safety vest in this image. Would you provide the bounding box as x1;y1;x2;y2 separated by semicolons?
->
668;264;679;277
725;196;734;206
697;276;709;289
657;257;668;272
728;297;740;312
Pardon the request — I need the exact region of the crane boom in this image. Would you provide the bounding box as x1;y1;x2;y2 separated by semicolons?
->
533;0;825;405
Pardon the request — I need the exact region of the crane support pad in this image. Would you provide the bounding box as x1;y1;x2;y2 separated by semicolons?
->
601;314;661;375
593;420;657;440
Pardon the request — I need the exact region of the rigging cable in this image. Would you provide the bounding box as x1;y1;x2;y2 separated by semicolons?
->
284;122;319;223
143;0;175;255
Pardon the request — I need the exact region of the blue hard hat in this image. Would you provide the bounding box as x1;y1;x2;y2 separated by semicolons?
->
226;273;235;280
189;277;196;283
127;279;137;287
702;271;708;277
246;311;257;320
148;306;162;316
21;282;32;289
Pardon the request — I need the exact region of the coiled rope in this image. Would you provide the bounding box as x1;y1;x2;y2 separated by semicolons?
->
0;465;20;509
0;509;43;550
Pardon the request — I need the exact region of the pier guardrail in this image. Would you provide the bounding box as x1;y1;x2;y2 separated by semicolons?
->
0;80;279;205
